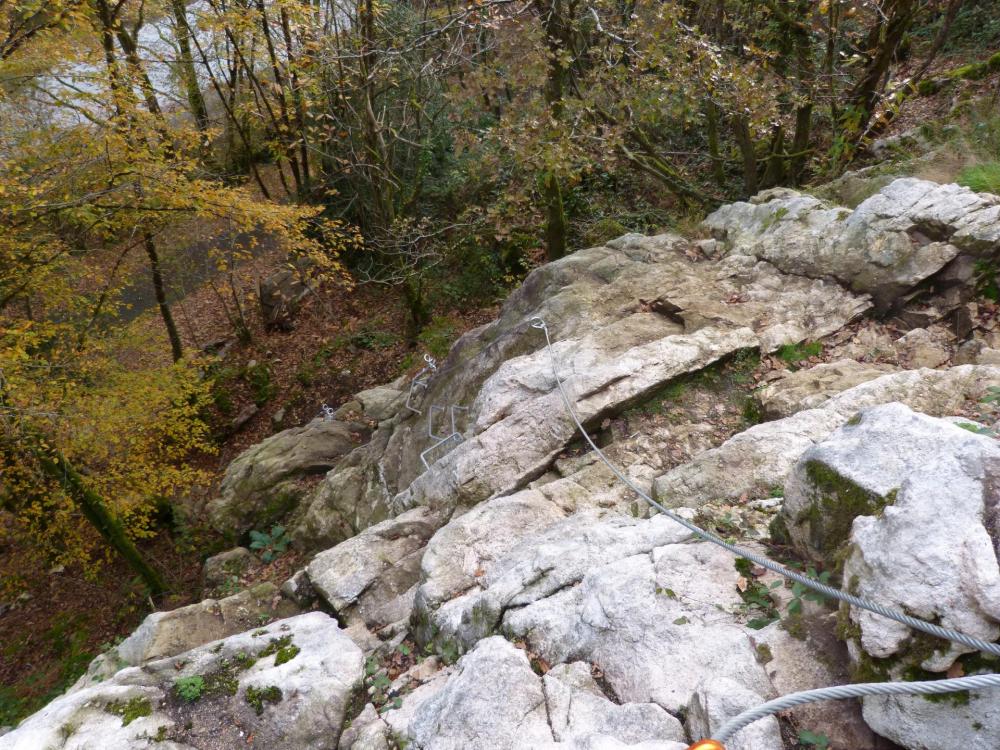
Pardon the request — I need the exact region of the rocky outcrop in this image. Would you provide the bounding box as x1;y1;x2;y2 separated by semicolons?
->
1;613;362;750
705;178;1000;312
13;179;1000;750
203;547;253;589
208;418;367;536
652;365;1000;508
758;359;896;418
305;507;440;648
405;637;689;750
291;232;869;549
70;583;300;691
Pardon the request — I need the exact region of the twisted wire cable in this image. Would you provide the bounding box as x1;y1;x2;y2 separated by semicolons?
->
529;316;1000;660
713;673;1000;742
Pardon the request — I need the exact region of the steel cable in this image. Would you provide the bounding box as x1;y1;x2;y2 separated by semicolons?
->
713;673;1000;742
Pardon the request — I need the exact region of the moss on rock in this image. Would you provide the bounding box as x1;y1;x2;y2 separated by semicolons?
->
105;696;152;726
245;685;282;715
799;460;898;569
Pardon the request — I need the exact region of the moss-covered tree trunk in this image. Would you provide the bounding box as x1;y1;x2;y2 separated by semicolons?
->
543;172;568;261
35;445;167;596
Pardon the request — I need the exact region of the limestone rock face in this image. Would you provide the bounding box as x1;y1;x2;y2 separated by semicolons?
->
353;386;406;422
782;403;1000;750
0;613;363;750
704;177;1000;311
892;326;951;368
685;677;783;750
70;583;299;692
292;232;870;549
784;403;1000;663
757;359;897;418
653;365;1000;508
303;506;440;642
405;637;688;750
208;418;365;536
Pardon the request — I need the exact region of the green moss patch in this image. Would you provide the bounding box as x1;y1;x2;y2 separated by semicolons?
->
800;461;898;567
260;635;299;666
105;696;152;726
245;685;282;715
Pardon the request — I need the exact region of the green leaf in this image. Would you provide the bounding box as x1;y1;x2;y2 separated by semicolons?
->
249;530;269;545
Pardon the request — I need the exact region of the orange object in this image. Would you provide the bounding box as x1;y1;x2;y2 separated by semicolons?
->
687;742;725;750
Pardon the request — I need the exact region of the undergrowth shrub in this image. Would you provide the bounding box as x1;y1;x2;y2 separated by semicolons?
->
959;163;1000;195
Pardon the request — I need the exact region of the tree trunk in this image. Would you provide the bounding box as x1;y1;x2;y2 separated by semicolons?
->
789;102;813;185
733;114;758;197
170;0;210;131
846;0;918;137
705;98;726;187
144;233;184;362
540;0;572;261
402;276;430;341
761;125;786;188
543;172;568;261
35;445;168;596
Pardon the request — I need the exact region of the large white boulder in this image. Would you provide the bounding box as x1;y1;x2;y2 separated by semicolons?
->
1;613;363;750
782;403;1000;749
705;178;1000;311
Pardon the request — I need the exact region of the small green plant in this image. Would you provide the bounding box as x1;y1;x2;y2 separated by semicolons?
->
734;558;780;630
741;396;763;426
249;525;290;563
776;341;822;367
259;635;299;665
174;676;205;703
417;316;459;359
348;325;399;351
243;362;277;406
788;568;832;615
274;643;300;665
245;685;282;715
364;654;394;708
798;729;831;749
